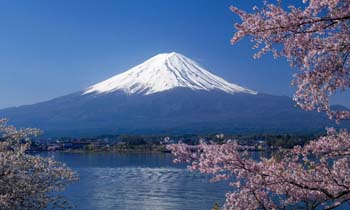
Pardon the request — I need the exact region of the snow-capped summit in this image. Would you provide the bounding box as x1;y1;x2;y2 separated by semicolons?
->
83;52;257;95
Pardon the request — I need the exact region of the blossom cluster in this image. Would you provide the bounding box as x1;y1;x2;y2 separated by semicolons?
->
169;2;350;209
0;119;78;209
169;129;350;209
231;0;350;121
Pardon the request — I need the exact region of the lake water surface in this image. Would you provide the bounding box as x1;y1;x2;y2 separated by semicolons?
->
43;152;230;210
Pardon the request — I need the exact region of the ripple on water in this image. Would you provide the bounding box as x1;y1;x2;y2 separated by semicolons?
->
37;152;230;209
63;166;230;210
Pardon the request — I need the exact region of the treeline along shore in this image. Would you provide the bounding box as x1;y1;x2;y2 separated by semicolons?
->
28;132;323;153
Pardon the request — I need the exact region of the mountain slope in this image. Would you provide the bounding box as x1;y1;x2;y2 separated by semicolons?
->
0;53;347;137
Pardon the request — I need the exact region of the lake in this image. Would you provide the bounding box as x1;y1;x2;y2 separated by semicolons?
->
41;152;349;210
41;152;231;210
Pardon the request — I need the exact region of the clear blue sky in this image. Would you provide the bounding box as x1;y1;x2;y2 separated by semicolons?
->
0;0;348;108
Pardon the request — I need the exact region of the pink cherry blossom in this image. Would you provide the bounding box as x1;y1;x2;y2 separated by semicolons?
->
0;119;78;209
231;0;350;121
169;1;350;209
169;130;350;209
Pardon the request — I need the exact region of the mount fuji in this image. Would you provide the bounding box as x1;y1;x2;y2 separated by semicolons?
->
0;52;347;136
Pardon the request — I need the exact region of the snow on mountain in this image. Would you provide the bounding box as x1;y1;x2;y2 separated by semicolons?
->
83;52;257;95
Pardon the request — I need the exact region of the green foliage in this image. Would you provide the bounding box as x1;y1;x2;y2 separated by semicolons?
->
212;202;220;210
119;135;147;145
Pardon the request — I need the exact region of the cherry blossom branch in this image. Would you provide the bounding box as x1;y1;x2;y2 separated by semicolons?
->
230;0;350;121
